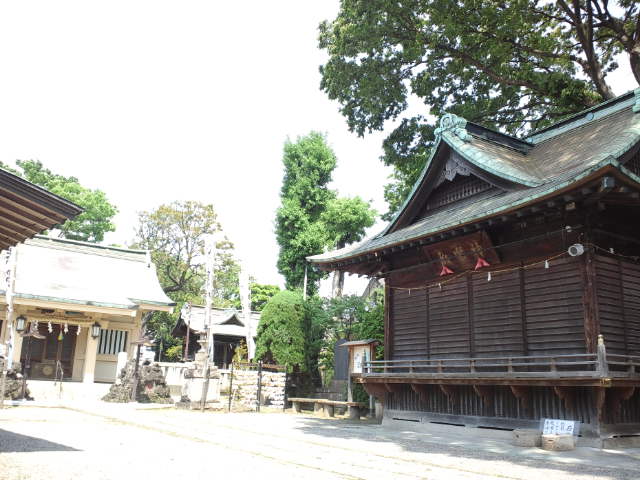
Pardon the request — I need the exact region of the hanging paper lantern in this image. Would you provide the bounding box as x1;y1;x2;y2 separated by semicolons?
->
487;272;492;282
76;325;81;336
63;323;69;334
47;321;53;333
439;265;454;276
475;257;490;270
544;259;550;269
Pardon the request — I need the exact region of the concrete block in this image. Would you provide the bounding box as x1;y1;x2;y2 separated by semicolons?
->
512;429;541;447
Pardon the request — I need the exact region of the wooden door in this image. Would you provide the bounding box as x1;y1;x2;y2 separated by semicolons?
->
24;323;77;379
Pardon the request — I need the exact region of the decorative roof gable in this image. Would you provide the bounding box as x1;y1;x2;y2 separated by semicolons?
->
309;91;640;267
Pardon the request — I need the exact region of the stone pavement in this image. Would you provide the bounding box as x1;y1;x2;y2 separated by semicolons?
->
0;404;638;479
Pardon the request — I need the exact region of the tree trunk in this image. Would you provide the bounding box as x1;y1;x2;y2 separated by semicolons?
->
631;43;640;86
331;241;346;298
332;270;344;298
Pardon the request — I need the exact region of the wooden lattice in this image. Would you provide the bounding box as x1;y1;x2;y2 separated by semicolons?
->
426;175;493;211
624;150;640;176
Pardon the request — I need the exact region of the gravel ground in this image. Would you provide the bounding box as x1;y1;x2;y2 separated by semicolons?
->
0;405;638;480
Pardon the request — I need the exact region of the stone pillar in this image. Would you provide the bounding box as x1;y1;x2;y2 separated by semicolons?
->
83;330;99;383
11;331;22;364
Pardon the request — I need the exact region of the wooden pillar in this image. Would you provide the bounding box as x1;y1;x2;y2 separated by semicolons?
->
581;247;600;353
384;284;392;360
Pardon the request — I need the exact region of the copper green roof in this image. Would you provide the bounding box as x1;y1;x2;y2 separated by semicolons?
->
309;91;640;265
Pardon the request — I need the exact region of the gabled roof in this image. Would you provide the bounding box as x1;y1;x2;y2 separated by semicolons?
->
6;235;175;311
173;305;260;338
309;90;640;266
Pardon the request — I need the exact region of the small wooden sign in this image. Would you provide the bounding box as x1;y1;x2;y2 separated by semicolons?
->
542;419;578;436
422;231;499;272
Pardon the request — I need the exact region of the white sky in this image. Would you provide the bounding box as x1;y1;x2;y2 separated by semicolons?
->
0;2;636;293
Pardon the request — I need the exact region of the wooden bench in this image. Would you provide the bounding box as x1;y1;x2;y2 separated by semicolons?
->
288;397;366;419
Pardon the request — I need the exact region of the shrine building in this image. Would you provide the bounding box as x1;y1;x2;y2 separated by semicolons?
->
309;89;640;444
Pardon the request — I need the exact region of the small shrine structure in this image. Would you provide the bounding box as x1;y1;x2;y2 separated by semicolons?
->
310;90;640;444
172;306;259;368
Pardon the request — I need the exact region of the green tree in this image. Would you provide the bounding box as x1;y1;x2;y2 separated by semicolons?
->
321;196;376;296
319;0;640;218
255;291;308;369
249;283;280;311
131;200;241;359
276;132;337;295
255;290;329;389
275;133;376;295
319;290;385;385
4;160;118;242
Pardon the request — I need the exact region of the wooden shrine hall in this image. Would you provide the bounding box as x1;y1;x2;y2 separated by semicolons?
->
309;90;640;444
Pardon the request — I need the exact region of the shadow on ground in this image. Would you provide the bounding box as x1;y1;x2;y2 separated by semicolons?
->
293;416;636;480
0;429;79;453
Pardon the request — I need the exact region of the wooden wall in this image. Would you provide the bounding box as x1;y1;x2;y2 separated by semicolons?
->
595;255;640;356
385;384;598;424
390;256;587;360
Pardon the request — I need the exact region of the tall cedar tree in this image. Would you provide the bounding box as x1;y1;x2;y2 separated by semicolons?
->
319;0;640;218
275;132;376;295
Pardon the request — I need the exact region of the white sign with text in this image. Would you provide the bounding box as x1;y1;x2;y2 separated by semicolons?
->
542;419;577;436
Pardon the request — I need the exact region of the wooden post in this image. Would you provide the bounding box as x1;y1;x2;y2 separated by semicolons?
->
256;360;263;412
596;335;609;377
227;361;234;412
384;284;392;360
581;247;600;353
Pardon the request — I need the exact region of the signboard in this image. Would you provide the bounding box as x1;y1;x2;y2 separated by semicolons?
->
352;345;370;374
542;419;578;436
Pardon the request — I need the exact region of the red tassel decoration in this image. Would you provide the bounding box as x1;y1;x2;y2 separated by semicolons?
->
439;265;454;276
474;257;490;270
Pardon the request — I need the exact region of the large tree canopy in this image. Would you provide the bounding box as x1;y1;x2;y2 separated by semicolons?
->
275;132;376;295
131;200;242;358
0;159;118;242
319;0;640;218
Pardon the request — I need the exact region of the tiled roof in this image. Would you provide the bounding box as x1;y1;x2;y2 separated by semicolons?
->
310;92;640;265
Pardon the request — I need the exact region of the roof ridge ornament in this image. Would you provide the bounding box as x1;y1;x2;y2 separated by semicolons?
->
435;113;472;142
633;88;640;113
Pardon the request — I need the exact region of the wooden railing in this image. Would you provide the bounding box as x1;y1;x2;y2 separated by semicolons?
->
363;353;602;378
361;335;640;380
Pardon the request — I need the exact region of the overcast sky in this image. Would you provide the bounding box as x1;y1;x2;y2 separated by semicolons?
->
0;2;636;293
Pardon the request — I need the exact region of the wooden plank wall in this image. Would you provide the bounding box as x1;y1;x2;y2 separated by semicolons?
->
596;255;640;356
390;288;428;359
390;256;587;360
386;384;596;423
429;277;470;358
524;257;585;355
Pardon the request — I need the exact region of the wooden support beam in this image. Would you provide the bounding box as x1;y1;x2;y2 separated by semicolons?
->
510;385;531;415
384;383;404;394
410;384;430;402
362;383;387;402
552;386;576;413
439;384;458;406
472;385;494;409
595;387;606;423
609;387;635;421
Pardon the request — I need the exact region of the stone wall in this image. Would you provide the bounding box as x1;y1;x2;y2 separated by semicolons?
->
231;369;286;409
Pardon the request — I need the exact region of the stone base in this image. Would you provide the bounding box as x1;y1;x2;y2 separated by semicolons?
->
512;429;541;447
541;434;576;451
